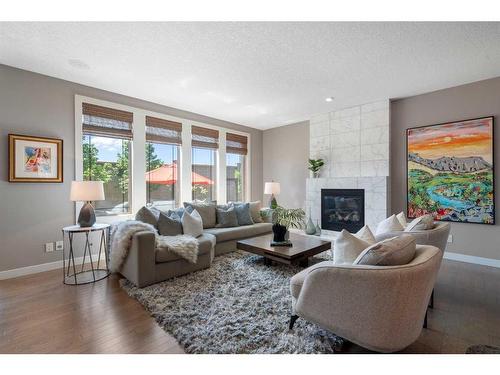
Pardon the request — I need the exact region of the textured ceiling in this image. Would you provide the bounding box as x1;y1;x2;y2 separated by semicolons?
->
1;22;500;129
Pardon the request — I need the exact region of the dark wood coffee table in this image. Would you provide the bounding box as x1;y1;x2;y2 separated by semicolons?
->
236;233;332;266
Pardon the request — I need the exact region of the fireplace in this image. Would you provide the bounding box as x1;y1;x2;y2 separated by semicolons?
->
321;189;365;232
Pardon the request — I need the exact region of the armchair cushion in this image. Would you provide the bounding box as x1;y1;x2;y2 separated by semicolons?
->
354;234;416;266
333;229;371;264
405;214;435;231
376;214;404;235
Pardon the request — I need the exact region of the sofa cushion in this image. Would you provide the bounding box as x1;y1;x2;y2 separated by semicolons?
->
290;261;334;299
184;202;217;229
215;206;239;228
155;233;215;263
204;222;272;242
135;206;160;227
353;234;416;266
157;212;183;236
233;202;254;225
182;209;203;238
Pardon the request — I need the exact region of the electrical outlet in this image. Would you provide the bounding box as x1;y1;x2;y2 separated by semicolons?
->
55;240;64;251
45;242;54;252
447;235;453;243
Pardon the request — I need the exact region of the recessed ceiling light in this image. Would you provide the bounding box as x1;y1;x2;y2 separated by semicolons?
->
325;97;334;102
68;59;90;70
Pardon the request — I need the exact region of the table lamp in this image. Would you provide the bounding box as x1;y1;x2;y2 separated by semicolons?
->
70;181;105;227
264;181;280;209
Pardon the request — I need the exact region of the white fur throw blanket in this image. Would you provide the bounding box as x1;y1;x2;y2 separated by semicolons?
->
109;220;199;272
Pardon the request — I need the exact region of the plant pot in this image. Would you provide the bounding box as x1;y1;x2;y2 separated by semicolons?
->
313;171;320;178
272;224;288;243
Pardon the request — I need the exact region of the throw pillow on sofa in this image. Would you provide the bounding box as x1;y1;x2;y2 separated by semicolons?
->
353;234;416;266
396;211;408;227
249;201;263;223
356;225;376;244
333;229;372;265
405;214;435;232
158;211;183;236
376;214;404;235
232;202;254;226
135;206;160;228
182;209;203;238
215;206;239;228
184;202;217;229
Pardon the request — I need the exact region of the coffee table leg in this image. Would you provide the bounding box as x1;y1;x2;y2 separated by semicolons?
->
299;258;309;267
264;257;272;266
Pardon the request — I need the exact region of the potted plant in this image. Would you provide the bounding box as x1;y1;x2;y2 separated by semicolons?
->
272;206;305;244
308;158;325;178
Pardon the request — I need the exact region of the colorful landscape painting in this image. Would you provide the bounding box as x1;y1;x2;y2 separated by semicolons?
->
407;117;494;224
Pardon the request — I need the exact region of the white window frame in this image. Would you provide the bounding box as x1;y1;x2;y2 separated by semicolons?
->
75;95;251;224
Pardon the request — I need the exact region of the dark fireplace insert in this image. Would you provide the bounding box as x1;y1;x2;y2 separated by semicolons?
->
321;189;365;232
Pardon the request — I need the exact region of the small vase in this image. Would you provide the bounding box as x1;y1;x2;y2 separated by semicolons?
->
305;216;316;235
315;220;321;236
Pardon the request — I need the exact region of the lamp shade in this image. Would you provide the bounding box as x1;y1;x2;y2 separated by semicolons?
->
70;181;105;202
264;182;280;195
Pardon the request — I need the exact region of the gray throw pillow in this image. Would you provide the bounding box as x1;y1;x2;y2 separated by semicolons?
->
135;206;160;228
215;206;239;228
184;202;216;229
232;203;254;226
157;212;183;236
353;235;416;266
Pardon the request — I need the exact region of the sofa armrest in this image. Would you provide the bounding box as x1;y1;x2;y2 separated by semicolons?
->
119;230;156;288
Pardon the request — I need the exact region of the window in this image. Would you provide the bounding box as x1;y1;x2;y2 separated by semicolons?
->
145;116;182;211
82;103;133;216
191;126;218;202
226;133;247;202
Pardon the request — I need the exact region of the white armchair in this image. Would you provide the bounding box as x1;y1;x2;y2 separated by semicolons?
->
289;245;442;353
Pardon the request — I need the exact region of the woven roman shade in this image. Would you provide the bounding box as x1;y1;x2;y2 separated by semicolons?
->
82;103;133;139
192;126;219;149
146;116;182;145
226;133;248;155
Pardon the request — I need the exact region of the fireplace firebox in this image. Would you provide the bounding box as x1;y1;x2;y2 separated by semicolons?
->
321;189;365;232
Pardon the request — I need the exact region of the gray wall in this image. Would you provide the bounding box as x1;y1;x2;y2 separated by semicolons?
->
263;121;309;209
0;64;263;272
391;76;500;261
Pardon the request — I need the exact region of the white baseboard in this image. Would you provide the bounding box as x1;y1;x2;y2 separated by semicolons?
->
0;256;85;280
444;251;500;269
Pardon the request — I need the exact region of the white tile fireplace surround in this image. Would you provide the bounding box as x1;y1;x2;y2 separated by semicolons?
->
306;100;390;236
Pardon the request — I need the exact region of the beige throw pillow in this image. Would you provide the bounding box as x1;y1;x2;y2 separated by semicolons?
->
353;235;416;266
249;201;263;223
405;214;435;232
356;225;376;244
396;211;408;228
333;229;371;265
376;214;404;235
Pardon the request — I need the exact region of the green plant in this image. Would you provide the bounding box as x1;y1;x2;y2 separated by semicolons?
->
308;159;325;175
273;206;305;229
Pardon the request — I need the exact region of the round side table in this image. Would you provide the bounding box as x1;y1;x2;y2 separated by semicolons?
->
62;223;111;285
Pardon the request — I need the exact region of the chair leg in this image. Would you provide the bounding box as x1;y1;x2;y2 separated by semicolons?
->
429;289;434;309
423;310;428;329
289;314;299;330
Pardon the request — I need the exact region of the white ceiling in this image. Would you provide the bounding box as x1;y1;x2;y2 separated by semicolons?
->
2;22;500;130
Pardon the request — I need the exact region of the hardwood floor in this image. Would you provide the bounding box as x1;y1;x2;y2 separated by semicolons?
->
1;258;499;354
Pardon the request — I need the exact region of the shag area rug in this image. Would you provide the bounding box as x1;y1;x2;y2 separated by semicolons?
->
121;250;341;353
466;345;500;354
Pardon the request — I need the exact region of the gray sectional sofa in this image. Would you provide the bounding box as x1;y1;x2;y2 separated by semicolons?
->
120;207;272;287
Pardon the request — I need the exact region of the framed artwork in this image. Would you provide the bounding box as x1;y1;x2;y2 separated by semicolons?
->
8;134;63;183
406;116;494;225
